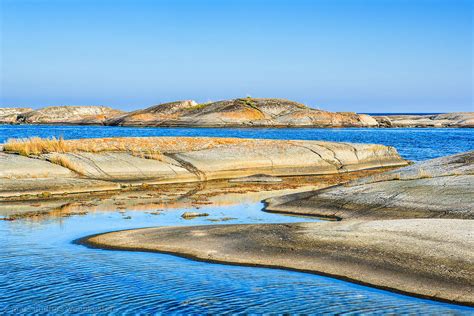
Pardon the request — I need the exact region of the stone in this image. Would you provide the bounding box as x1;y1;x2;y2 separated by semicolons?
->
181;212;209;219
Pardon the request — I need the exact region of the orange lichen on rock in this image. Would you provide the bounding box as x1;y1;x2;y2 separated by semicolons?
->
220;108;266;121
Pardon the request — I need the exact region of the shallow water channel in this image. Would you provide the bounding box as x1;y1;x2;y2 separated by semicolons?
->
1;195;472;314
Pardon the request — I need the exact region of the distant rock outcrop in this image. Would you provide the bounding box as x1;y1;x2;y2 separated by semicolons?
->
16;106;124;125
1;100;472;127
0;108;33;123
106;100;198;126
374;112;474;128
106;98;379;127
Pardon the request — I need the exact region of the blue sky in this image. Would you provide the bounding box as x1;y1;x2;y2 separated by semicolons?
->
1;0;472;112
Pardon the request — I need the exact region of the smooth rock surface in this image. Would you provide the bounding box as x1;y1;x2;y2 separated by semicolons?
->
0;137;407;198
0;152;73;179
266;151;474;219
0;152;120;197
16;106;124;125
374;112;474;128
82;218;474;305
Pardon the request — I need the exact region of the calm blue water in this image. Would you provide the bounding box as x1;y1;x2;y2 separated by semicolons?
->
1;202;472;315
1;124;473;161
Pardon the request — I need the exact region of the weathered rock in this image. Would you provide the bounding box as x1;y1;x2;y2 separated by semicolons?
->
265;151;474;220
0;108;33;124
374;112;474;128
16;106;124;125
0;137;407;198
0;152;120;197
181;212;209;219
0;152;73;179
41;152;192;182
106;98;380;127
106;100;197;126
3;101;472;128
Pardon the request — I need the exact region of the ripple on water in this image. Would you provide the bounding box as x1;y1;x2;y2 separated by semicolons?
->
0;203;472;314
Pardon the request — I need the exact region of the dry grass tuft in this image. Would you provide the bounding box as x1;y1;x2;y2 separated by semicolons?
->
3;136;249;158
3;136;167;159
48;154;85;175
4;137;71;156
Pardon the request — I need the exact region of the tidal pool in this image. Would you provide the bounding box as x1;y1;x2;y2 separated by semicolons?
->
1;200;472;314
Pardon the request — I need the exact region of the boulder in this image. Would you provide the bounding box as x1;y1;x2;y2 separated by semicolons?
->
181;212;209;219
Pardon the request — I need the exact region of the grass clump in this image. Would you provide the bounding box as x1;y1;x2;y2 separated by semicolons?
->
3;136;165;160
4;137;70;156
4;136;245;157
185;102;212;111
236;97;261;111
48;154;85;175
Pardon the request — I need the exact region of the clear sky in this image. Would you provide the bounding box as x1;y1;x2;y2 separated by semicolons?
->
1;0;472;112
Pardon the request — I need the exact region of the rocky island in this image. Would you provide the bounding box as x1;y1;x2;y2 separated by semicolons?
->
0;106;123;125
80;151;474;306
105;98;379;127
1;98;472;127
374;112;474;128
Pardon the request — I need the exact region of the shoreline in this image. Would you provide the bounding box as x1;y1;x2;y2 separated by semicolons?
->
2;101;472;128
1;122;473;128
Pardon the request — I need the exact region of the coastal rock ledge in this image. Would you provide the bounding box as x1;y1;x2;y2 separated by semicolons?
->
0;137;407;198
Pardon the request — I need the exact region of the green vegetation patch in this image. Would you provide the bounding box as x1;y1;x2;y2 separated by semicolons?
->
185;102;212;111
236;97;259;110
